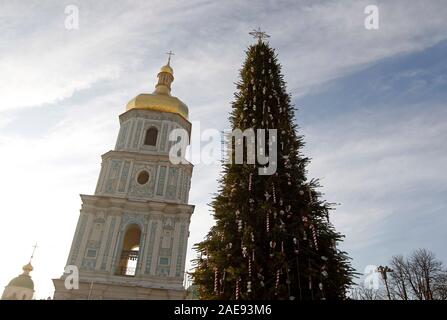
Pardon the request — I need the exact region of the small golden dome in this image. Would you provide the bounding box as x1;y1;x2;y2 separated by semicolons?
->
22;262;33;274
160;64;173;75
126;57;188;120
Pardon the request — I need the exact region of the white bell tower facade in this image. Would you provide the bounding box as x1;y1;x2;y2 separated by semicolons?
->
53;57;194;300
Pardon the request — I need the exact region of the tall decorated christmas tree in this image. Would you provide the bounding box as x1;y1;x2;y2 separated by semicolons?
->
192;30;354;300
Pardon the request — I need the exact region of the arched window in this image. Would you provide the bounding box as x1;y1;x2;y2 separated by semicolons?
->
144;127;158;146
116;224;142;276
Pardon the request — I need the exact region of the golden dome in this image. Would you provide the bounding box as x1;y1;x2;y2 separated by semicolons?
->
126;57;189;120
8;274;34;290
126;93;189;119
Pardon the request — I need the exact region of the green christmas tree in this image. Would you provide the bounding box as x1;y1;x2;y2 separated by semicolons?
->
191;32;354;300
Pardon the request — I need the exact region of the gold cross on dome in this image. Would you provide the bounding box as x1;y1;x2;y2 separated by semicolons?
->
249;27;270;42
166;50;175;65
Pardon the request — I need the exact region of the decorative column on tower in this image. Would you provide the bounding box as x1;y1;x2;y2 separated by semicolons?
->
53;55;195;300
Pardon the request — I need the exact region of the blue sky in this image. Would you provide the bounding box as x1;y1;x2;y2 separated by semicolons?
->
0;0;446;298
297;39;447;273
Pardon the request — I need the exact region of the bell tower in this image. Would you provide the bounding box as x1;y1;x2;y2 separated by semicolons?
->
53;56;194;300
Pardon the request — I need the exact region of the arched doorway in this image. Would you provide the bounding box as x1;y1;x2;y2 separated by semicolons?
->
116;224;141;276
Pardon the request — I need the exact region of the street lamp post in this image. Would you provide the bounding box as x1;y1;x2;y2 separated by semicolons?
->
377;265;393;300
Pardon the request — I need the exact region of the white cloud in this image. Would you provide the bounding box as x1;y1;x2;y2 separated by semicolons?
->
2;1;447;112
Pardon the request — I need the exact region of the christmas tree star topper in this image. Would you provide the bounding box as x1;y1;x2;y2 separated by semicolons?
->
249;27;270;43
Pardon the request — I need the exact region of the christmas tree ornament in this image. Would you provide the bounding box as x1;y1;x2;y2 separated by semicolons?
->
248;258;252;277
266;211;270;232
280;219;286;231
293;237;299;254
242;246;248;258
270;240;276;257
311;224;319;251
220;270;226;295
237;219;243;232
264;191;271;201
214;267;219;294
235;278;240;300
275;270;280;295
